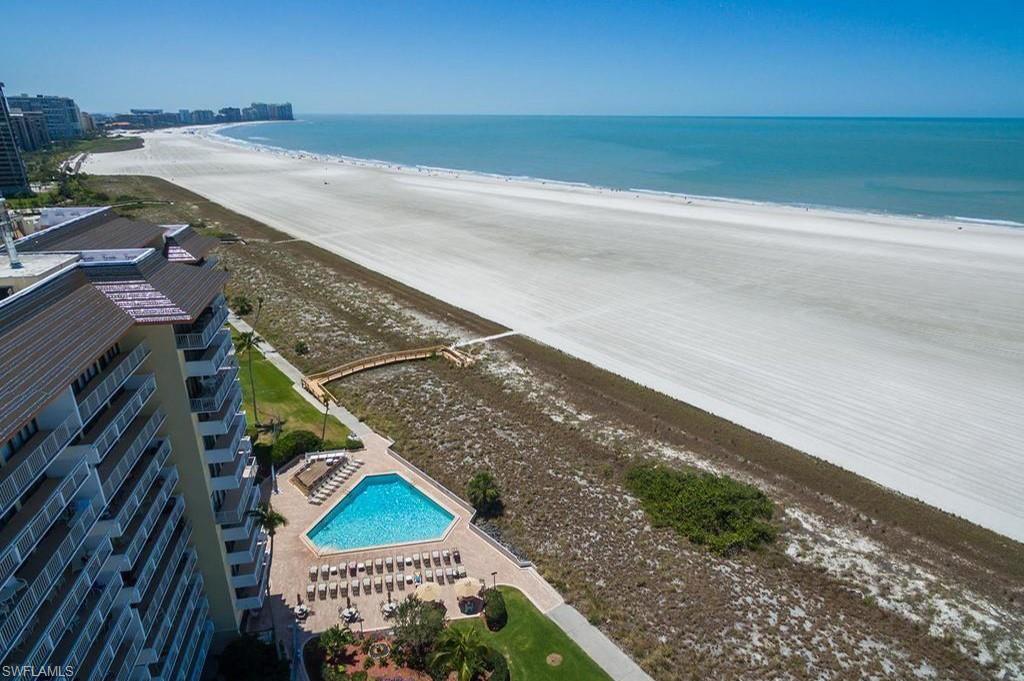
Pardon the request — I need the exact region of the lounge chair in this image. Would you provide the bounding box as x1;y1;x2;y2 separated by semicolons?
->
306;583;315;600
374;558;383;573
452;548;461;563
385;574;393;590
397;572;405;589
442;549;451;563
457;566;467;578
434;569;444;583
348;561;357;575
374;576;383;592
339;581;348;596
329;582;338;598
309;566;318;581
362;577;371;592
431;550;440;565
412;553;421;567
445;568;454;580
318;583;327;599
425;570;433;582
385;556;394;571
396;554;404;567
321;564;330;579
356;561;365;574
351;579;360;595
330;565;339;578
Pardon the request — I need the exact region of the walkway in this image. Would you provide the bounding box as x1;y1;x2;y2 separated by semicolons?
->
549;604;654;680
227;313;371;437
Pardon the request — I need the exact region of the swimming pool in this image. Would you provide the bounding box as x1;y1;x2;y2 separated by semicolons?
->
306;473;455;552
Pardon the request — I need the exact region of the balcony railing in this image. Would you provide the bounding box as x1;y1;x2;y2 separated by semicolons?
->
174;598;210;681
184;329;233;377
140;540;193;634
116;472;179;571
145;554;198;657
103;440;173;534
0;410;79;515
214;463;258;525
0;456;88;588
0;499;97;656
175;296;228;350
204;413;247;465
127;497;185;597
152;580;205;681
16;536;112;668
76;343;150;424
226;527;265;566
82;604;136;681
58;570;123;671
99;409;165;503
196;383;242;436
82;374;157;461
209;447;253;492
187;620;215;681
112;636;143;681
188;361;238;413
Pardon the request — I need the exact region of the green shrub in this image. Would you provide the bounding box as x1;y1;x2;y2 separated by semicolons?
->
271;429;323;464
294;340;310;356
233;294;253;315
624;464;776;555
487;646;510;681
483;588;508;631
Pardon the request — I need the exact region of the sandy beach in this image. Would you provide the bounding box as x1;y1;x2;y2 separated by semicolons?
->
87;128;1024;541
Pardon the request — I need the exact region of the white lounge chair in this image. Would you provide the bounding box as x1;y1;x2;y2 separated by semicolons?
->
385;574;393;590
385;556;394;571
318;583;327;599
435;569;444;583
397;573;405;589
351;579;360;595
308;566;318;580
362;577;371;592
306;583;315;600
329;582;338;598
442;549;451;563
321;564;330;579
431;550;440;565
457;565;467;578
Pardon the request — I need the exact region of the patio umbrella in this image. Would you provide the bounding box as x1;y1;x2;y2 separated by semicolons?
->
414;582;441;602
454;578;484;600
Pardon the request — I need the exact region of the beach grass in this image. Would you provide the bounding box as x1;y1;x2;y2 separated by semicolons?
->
451;587;612;681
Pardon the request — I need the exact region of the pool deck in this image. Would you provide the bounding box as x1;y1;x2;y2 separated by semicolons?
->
265;430;563;641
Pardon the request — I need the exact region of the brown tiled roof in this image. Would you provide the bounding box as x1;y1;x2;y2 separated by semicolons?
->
0;270;134;441
165;227;218;264
17;209;165;253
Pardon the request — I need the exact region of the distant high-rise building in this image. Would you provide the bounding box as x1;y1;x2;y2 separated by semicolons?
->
6;92;83;140
10;109;51;152
241;107;257;121
178;109;193;125
0;83;30;197
218;107;241;123
191;110;215;124
79;110;95;134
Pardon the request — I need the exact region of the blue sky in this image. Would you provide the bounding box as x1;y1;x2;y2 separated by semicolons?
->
2;0;1022;116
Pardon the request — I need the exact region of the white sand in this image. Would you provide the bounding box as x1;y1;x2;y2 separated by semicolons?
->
87;129;1024;541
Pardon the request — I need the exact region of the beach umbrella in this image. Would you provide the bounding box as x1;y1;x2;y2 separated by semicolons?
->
454;578;484;600
414;582;441;602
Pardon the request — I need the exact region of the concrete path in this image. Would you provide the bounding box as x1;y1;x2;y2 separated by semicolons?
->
227;313;372;437
548;604;654;681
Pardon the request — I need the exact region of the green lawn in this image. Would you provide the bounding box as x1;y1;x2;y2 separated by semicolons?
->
452;587;612;681
233;331;350;444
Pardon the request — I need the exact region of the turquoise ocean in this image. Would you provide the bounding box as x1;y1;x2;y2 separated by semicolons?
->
222;116;1024;224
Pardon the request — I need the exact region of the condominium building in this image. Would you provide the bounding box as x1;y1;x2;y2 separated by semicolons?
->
6;93;84;140
10;109;52;152
0;205;267;679
0;84;30;197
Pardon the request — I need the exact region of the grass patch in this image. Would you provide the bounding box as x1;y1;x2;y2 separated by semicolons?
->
451;587;611;681
233;331;350;447
625;463;776;555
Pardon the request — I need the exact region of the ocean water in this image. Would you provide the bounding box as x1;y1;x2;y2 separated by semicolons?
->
307;474;454;552
222;115;1024;224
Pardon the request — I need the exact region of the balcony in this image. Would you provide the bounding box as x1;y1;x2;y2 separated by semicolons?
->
221;486;260;542
150;579;206;681
80;604;139;681
214;463;258;526
140;553;198;662
0;498;97;656
225;526;265;566
140;539;193;635
231;536;269;589
184;329;233;377
188;361;238;413
98;409;165;504
5;536;112;669
112;470;180;572
53;569;123;671
78;374;157;461
185;620;214;681
196;383;242;436
122;496;185;599
174;296;228;351
0;455;88;588
110;631;143;681
100;439;173;537
174;600;210;681
209;447;254;492
204;413;247;464
0;410;79;515
76;343;150;424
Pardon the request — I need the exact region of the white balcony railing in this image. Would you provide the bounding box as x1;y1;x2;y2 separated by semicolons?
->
86;375;157;461
187;620;214;681
100;409;165;503
204;413;247;465
141;541;193;634
173;599;209;681
184;329;233;377
196;384;242;437
0;410;79;515
188;362;238;413
61;571;123;671
146;555;198;657
214;463;258;526
129;497;185;597
175;297;228;351
118;472;179;570
84;604;136;681
77;343;150;424
104;440;173;534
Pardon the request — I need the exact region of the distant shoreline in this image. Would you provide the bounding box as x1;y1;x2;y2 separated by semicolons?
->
206;118;1024;229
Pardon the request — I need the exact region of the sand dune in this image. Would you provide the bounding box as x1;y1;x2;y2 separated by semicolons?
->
87;129;1024;541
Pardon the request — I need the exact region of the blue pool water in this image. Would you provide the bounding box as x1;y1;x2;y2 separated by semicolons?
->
307;473;455;552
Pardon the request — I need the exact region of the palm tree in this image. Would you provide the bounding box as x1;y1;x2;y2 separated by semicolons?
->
467;472;503;518
235;331;263;426
429;627;491;681
248;503;287;597
318;625;356;665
